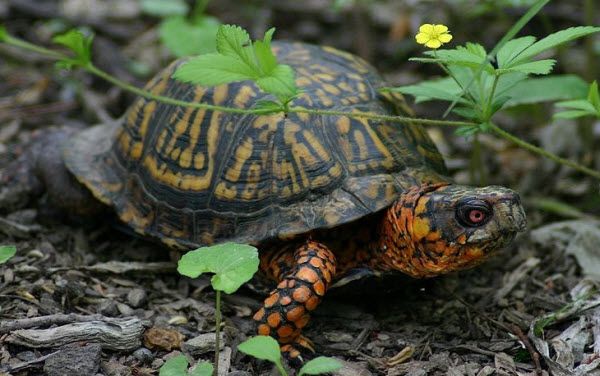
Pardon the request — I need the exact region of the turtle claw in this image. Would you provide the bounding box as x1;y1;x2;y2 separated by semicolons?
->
281;335;315;367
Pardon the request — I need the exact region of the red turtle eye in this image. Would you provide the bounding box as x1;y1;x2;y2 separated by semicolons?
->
457;200;492;227
469;209;486;223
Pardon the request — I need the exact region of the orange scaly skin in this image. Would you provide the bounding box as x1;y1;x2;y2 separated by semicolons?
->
256;184;526;359
253;241;336;360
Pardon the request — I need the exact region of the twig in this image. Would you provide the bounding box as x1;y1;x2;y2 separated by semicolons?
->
0;313;104;334
511;324;543;376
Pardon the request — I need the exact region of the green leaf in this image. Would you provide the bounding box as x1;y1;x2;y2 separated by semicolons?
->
177;243;259;294
455;125;481;137
514;26;600;64
503;75;588;107
189;361;214;376
497;59;556;75
173;54;256;86
237;336;282;364
496;36;536;68
52;29;93;67
452;106;481;121
254;28;277;74
389;78;471;105
298;357;343;376
216;25;256;69
159;16;221;57
256;64;297;102
553;110;596;119
555;100;597;112
141;0;189;17
0;245;16;264
0;25;7;42
587;81;600;112
159;355;189;376
423;43;493;72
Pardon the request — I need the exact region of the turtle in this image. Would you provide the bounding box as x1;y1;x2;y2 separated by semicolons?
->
2;41;526;360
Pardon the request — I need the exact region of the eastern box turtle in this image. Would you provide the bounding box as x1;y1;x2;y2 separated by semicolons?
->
3;42;526;359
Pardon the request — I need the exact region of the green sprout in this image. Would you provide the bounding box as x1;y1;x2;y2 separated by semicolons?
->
237;336;342;376
159;355;213;376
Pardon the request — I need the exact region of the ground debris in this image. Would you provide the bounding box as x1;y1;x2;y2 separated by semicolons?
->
6;316;146;351
43;343;101;376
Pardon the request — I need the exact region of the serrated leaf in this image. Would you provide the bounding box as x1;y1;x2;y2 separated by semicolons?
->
237;336;282;364
159;355;189;376
503;75;588;107
496;36;536;68
514;26;600;65
553;110;595;119
177;243;259;294
587;81;600;112
298;357;343;376
390;79;471;105
173;54;256;86
216;25;256;69
189;361;213;376
555;100;597;112
159;16;220;57
498;59;555;75
254;27;277;74
256;64;297;102
0;245;16;264
423;44;493;72
52;29;93;66
141;0;189;17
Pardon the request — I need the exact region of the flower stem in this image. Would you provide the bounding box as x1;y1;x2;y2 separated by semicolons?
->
489;123;600;180
214;290;221;376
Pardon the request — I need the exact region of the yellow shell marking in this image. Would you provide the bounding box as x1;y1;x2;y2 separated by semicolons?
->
225;137;253;182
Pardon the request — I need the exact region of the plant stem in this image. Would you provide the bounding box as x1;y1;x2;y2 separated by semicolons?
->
485;75;500;120
275;361;288;376
214;290;221;376
489;123;600;180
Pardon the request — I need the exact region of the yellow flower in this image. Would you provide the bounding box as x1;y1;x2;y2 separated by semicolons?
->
415;24;453;49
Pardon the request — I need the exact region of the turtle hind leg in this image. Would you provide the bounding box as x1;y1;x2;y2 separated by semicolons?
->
253;240;337;364
0;126;101;215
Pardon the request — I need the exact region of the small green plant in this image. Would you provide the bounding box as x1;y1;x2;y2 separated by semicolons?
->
159;355;213;376
173;25;299;111
141;0;221;57
237;336;342;376
0;245;16;264
554;81;600;120
391;25;600;136
177;242;259;375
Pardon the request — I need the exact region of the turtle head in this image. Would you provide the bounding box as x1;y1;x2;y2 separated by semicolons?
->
380;184;526;278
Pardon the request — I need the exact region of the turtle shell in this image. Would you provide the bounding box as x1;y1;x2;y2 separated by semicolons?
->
63;42;447;249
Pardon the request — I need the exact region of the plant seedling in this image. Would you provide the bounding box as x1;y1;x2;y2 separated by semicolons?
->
159;355;213;376
237;336;342;376
177;242;259;375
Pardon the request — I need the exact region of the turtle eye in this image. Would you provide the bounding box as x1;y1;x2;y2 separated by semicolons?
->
456;200;492;227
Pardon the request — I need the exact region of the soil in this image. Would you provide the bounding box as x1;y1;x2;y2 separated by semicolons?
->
1;1;600;375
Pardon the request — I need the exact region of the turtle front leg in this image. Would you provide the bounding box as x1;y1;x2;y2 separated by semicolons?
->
253;240;336;361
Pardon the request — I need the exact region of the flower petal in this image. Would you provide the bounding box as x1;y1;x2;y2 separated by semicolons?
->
439;33;453;43
415;33;430;44
433;24;449;34
419;24;434;33
426;39;442;49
